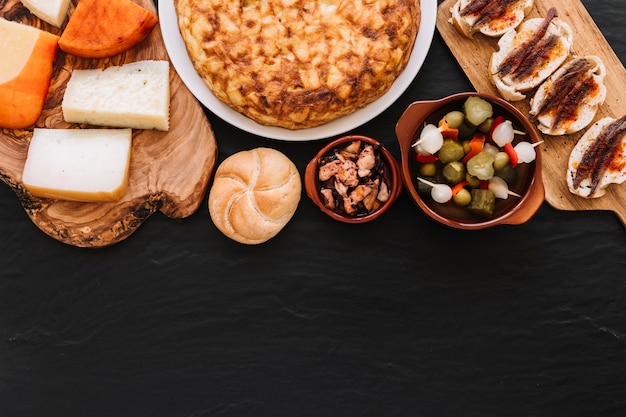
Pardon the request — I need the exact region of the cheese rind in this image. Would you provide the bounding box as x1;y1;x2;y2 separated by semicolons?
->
22;128;133;202
21;0;72;27
0;18;59;129
62;60;170;131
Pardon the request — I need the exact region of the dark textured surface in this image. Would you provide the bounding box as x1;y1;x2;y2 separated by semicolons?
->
1;1;625;416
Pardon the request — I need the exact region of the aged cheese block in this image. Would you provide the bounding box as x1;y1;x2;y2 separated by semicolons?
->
20;0;71;27
62;60;170;131
22;128;133;202
0;17;59;129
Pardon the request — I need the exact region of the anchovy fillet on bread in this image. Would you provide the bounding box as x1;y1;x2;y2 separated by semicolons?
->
529;56;606;135
567;116;626;198
489;7;573;101
450;0;534;39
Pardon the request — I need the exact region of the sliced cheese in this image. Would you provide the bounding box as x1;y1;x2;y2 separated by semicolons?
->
21;0;71;27
62;60;170;131
22;128;133;202
0;18;59;129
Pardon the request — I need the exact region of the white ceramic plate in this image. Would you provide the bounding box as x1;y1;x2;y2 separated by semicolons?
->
159;0;437;141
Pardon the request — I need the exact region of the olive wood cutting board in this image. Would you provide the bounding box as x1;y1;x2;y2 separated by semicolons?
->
437;0;626;226
0;0;218;247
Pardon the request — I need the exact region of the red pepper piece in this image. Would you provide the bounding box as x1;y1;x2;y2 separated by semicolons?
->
451;181;469;195
504;142;518;167
438;117;459;140
462;133;486;163
488;115;505;144
479;180;490;190
416;153;439;163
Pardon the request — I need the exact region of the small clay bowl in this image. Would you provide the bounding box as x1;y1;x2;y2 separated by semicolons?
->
396;92;545;230
305;135;403;223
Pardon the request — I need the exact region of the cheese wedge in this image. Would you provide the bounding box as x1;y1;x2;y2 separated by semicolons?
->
58;0;158;59
21;0;71;27
22;128;133;202
0;18;59;129
62;60;170;131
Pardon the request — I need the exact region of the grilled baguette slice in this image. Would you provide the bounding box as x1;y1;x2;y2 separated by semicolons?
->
489;8;573;101
529;56;606;135
567;116;626;198
450;0;534;39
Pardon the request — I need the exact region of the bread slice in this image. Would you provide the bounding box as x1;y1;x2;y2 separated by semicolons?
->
489;8;573;101
529;56;606;135
450;0;534;39
21;0;71;27
22;128;132;202
567;117;626;198
62;60;170;131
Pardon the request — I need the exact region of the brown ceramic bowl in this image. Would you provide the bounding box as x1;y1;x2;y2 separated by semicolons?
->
396;92;545;230
305;135;403;223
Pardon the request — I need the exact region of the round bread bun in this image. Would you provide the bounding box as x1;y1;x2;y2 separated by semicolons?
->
208;147;301;245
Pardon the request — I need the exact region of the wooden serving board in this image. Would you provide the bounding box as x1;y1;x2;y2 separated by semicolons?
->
437;0;626;226
0;0;218;247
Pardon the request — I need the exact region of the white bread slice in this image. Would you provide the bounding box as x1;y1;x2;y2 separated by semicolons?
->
62;60;170;131
20;0;71;27
489;11;573;101
567;117;626;198
529;56;606;135
450;0;534;39
22;128;132;202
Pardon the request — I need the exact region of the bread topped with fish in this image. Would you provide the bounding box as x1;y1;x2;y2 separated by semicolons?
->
567;116;626;198
489;7;573;101
450;0;534;39
529;55;607;135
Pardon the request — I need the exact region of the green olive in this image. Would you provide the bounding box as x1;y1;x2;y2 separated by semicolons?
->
419;162;437;177
478;117;494;133
452;188;471;206
444;111;465;128
466;173;481;188
493;151;510;171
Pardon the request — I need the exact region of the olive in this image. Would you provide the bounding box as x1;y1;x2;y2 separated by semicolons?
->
493;151;510;171
495;163;518;184
466;173;481;188
419;162;437;177
457;122;476;141
444;110;465;128
478;117;494;133
452;188;471;206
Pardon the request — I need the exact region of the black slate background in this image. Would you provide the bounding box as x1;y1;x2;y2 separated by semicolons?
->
1;1;625;416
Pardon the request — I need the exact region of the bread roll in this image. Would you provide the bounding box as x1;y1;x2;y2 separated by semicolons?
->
208;148;301;245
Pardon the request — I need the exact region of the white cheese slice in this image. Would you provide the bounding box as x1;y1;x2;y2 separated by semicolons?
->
0;18;39;84
21;0;71;28
22;128;133;202
62;60;170;131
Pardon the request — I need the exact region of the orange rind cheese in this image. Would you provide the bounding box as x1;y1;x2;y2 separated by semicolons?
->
0;18;59;129
59;0;158;59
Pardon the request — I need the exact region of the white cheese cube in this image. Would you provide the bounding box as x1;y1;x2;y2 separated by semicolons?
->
22;128;133;202
62;60;170;131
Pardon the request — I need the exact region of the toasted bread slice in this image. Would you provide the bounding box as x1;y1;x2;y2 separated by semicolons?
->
489;8;573;101
450;0;534;39
530;56;606;135
567;116;626;198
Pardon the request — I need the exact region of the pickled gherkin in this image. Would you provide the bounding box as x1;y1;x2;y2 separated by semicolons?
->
438;139;465;163
462;96;493;127
467;189;496;217
466;150;494;180
442;161;466;185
